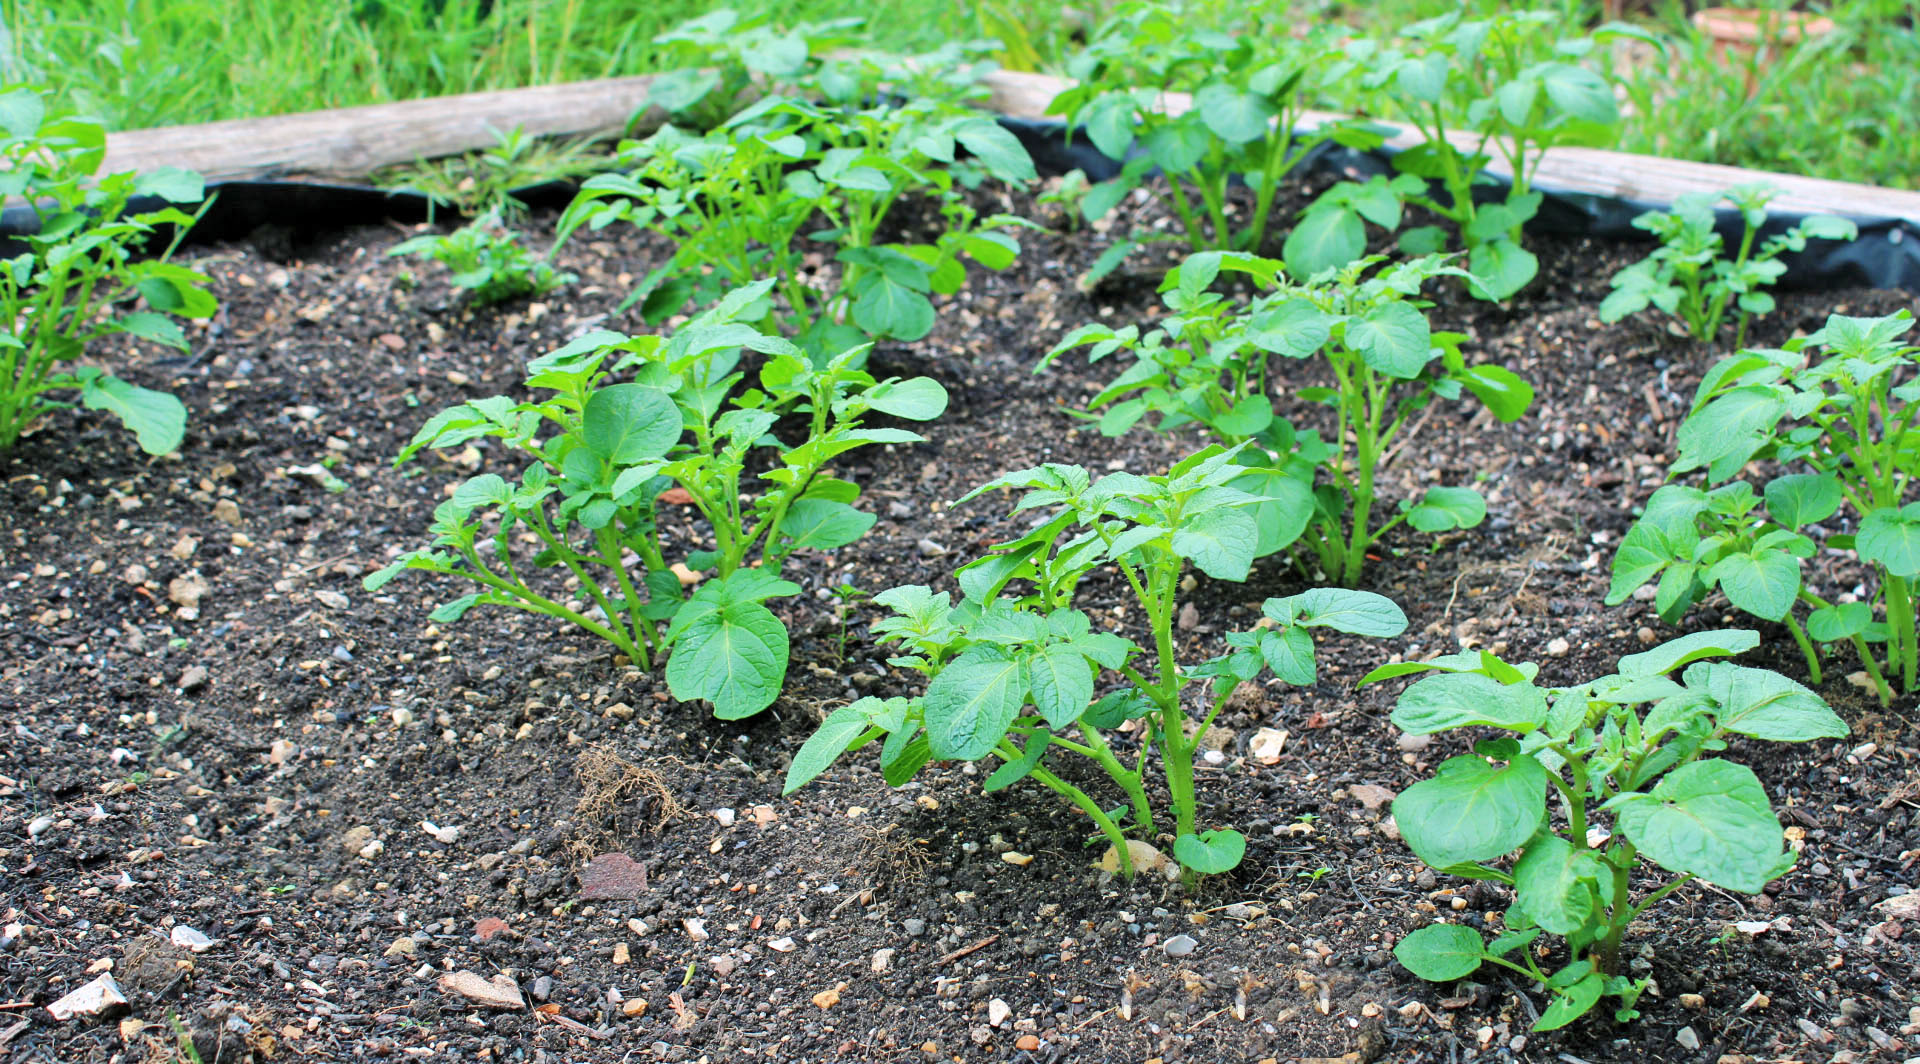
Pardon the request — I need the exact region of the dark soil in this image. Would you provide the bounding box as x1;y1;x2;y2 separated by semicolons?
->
2;177;1917;1064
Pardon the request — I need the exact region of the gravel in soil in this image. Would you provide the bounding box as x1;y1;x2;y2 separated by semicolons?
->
1;180;1918;1063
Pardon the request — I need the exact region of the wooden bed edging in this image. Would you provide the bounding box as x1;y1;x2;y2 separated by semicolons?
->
100;67;1920;225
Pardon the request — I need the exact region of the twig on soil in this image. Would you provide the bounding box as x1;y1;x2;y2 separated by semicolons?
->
936;935;1000;966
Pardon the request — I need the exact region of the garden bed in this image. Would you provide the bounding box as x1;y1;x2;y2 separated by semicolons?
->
2;178;1918;1064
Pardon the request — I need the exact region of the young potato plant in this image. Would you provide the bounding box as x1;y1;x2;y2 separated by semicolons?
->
1600;184;1857;348
783;444;1409;881
555;93;1034;355
1373;630;1846;1030
387;214;575;306
1049;3;1378;255
637;9;867;130
1344;11;1647;300
1041;252;1533;587
366;281;949;720
1608;312;1920;705
0;86;216;456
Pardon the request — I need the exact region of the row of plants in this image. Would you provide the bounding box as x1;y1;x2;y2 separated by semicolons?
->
0;9;1903;1032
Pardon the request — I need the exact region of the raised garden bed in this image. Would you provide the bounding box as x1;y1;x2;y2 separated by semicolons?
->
3;151;1918;1062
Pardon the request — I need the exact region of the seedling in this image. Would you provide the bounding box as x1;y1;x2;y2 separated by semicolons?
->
1373;630;1846;1029
0;85;216;455
368;281;948;720
1608;311;1920;704
387;215;573;306
1042;252;1533;586
784;444;1408;882
1601;183;1857;347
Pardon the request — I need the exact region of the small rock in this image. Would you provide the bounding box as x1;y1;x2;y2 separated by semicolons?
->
168;535;199;560
47;973;127;1020
768;937;797;953
623;998;648;1017
813;984;843;1009
1098;840;1170;877
1679;993;1705;1010
384;937;416;958
340;826;374;854
422;820;460;845
682;918;709;942
612;943;630;965
1546;637;1571;658
871;948;895;973
887;501;913;519
988;998;1012;1027
27;815;53;837
438;970;524;1010
1250;727;1288;764
708;955;736;978
713;808;736;827
916;538;947;557
749;805;776;826
1163;934;1198;957
170;926;214;952
1001;851;1034;867
178;666;209;693
1177;602;1200;630
1016;1034;1041;1051
669;562;705;586
902;919;927;937
578;853;648;900
315;589;350;610
391;707;415;727
212;498;242;526
531;976;552;1001
473;917;509;942
1349;784;1397;811
1395;733;1430;753
1676;1026;1700;1051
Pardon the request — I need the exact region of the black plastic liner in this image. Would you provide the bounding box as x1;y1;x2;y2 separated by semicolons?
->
5;115;1915;293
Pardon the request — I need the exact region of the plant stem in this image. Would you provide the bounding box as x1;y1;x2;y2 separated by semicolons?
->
1782;611;1821;685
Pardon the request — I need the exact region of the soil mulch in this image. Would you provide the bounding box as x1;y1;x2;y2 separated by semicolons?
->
2;178;1917;1064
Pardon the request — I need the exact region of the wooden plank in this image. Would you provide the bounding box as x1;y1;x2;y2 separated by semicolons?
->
101;75;658;183
979;69;1920;222
101;65;1920;225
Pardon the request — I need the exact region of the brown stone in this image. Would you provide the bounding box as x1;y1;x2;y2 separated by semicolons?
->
578;853;648;900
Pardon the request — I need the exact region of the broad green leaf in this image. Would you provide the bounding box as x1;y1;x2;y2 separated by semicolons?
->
1169;504;1258;581
1467;239;1537;301
1211;394;1274;438
1143;120;1212;174
1708;549;1800;622
666;598;789;720
1194;84;1275;143
1807;602;1871;642
783;704;875;793
1394;754;1547;866
1083;689;1155;729
1390;672;1549;735
1860;504;1920;577
1460;364;1534;422
1533;971;1605;1031
1345;301;1431;379
0;87;45;137
1259;625;1316;686
983;731;1049;792
1512;835;1601;936
779;499;876;553
76;369;185;455
1764;473;1843;529
1270;588;1408;636
1173;829;1247;874
1283;209;1366;279
582;383;679;463
1699;663;1848;741
1606;520;1673;605
1404;485;1487;533
1231;467;1314;556
1027;645;1096;729
133;166;205;203
864;377;949;420
1615;759;1786;892
924;648;1028;761
1393;924;1485;981
1616;629;1758;677
852;276;936;340
1673;386;1784;483
953;120;1037;181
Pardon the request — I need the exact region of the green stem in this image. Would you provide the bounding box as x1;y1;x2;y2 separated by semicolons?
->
1077;725;1155;834
1025;761;1135;878
1782;610;1821;686
1887;575;1918;693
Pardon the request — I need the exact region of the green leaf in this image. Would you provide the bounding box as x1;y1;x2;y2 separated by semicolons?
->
783;704;875;793
1860;504;1920;577
1459;364;1534;422
133;166;205;203
1707;549;1800;622
1194;84;1275;143
1259;625;1317;686
1394;754;1547;867
779;499;876;553
1283;209;1366;279
984;732;1050;792
1270;588;1408;636
1405;485;1487;533
76;369;185;455
1027;645;1096;729
864;377;949;420
1169;504;1258;581
1700;663;1848;742
853;276;936;341
1674;386;1784;483
582;384;679;463
1512;836;1602;936
1394;924;1485;982
1344;301;1431;379
1615;759;1786;893
923;647;1028;761
1143;120;1212;175
1390;673;1549;735
1173;829;1246;875
1606;520;1675;605
1533;971;1605;1031
0;87;45;137
954;120;1037;181
1211;394;1274;438
1231;467;1314;557
665;597;789;720
1467;239;1538;301
1764;473;1843;529
1807;602;1871;642
1616;629;1759;677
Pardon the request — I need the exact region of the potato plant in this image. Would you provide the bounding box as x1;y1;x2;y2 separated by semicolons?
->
1608;312;1920;704
1042;252;1533;586
1048;3;1377;255
1343;11;1647;300
784;444;1408;881
1600;183;1857;348
638;8;866;130
555;93;1034;356
387;214;574;306
0;86;216;456
367;281;948;720
1373;630;1846;1029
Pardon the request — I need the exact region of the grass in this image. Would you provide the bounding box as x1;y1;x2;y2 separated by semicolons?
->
3;0;1918;188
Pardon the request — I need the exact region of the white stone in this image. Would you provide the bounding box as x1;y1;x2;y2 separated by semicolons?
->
47;974;127;1020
